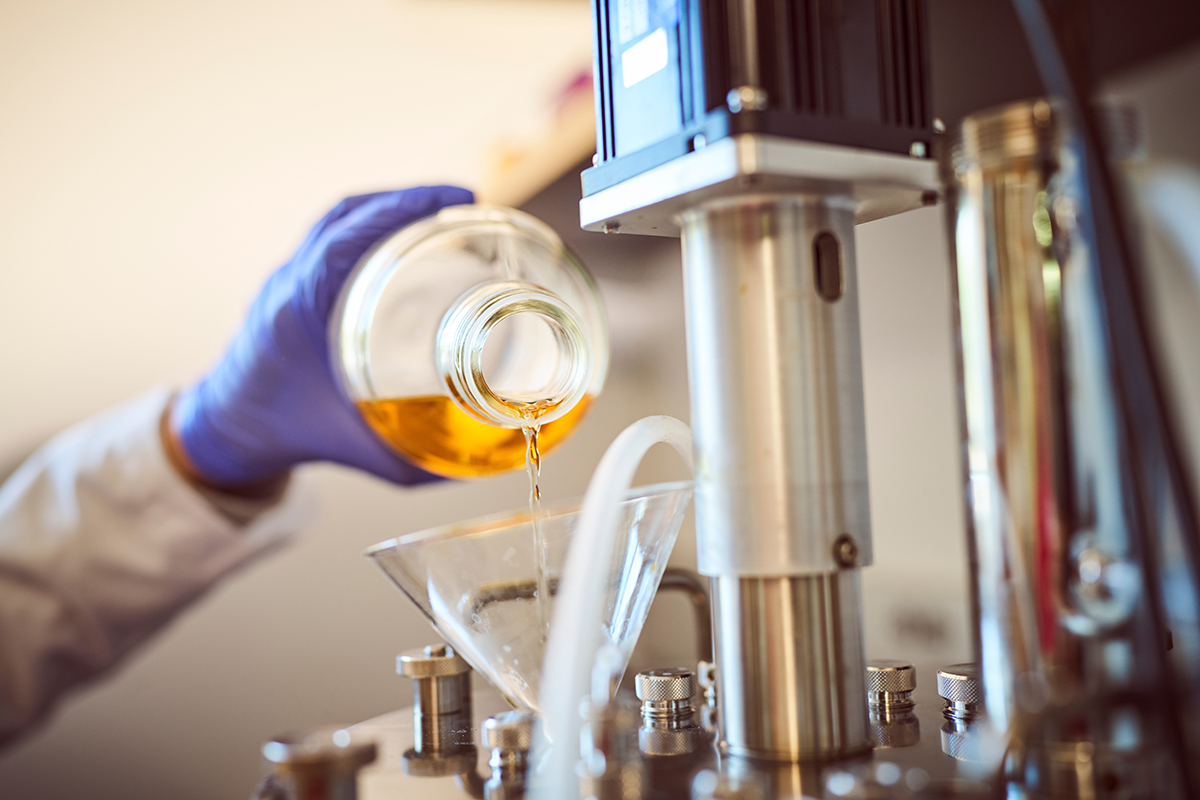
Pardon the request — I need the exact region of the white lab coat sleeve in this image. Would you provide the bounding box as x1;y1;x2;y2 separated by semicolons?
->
0;389;317;746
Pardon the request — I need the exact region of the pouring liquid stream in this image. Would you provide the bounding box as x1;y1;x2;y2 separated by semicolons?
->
522;417;551;641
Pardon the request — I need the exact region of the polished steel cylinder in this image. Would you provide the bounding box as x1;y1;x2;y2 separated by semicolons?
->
679;195;872;576
679;195;872;761
711;572;870;760
397;644;473;754
952;101;1198;793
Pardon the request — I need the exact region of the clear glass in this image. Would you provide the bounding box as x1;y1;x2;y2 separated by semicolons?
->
363;481;693;712
331;205;609;478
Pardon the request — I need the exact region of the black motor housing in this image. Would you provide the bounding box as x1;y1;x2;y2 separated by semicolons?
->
584;0;935;196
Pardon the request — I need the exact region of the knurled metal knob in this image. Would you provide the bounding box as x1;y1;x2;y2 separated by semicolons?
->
484;710;534;752
636;668;696;725
867;660;916;694
936;663;983;705
397;644;471;678
636;669;695;702
866;660;916;710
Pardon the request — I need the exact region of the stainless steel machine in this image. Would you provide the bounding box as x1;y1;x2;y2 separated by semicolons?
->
254;2;1200;798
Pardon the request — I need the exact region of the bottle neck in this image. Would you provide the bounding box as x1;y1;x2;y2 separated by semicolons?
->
436;281;592;429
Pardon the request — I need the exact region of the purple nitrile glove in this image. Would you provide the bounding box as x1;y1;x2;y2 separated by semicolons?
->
173;186;474;487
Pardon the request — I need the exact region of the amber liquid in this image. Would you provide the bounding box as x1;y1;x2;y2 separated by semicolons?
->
523;424;550;638
356;394;593;479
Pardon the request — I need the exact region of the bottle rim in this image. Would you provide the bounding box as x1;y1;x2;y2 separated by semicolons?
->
436;281;593;429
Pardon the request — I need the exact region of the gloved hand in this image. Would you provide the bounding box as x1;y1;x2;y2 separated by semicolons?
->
172;186;474;488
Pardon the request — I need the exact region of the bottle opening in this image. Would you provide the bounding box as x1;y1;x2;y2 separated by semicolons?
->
480;313;562;403
437;281;593;429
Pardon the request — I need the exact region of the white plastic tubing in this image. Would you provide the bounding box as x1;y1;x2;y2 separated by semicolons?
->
530;415;694;800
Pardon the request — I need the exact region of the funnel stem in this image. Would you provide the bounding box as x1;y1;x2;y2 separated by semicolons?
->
531;415;693;799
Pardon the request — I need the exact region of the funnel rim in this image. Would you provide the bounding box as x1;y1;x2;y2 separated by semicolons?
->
362;480;693;559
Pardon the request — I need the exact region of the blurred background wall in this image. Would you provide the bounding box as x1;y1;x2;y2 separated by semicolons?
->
0;1;1196;798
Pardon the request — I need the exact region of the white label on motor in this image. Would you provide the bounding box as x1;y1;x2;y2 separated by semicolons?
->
622;27;668;89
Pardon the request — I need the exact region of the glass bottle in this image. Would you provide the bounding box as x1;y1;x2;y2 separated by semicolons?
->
331;205;608;479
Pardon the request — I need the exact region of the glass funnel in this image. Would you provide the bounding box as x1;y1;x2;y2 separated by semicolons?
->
364;481;692;712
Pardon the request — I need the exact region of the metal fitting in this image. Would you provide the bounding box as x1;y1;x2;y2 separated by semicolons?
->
865;660;920;748
635;668;695;722
866;660;916;711
483;711;534;800
936;663;986;763
635;668;702;757
397;643;471;681
397;644;473;759
258;728;377;800
936;663;984;724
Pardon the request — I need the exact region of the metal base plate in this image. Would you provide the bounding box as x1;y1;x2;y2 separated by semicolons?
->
578;135;940;238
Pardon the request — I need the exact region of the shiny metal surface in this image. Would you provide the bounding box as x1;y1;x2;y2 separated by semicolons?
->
680;196;871;576
579;134;938;236
353;676;975;800
635;669;695;704
867;661;917;711
397;644;472;680
258;728;378;800
952;99;1199;795
712;573;869;761
934;665;982;710
398;645;474;756
870;712;921;749
483;711;533;800
483;711;533;753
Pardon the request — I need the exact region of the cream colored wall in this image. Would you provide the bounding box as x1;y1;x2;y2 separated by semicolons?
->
0;0;1196;797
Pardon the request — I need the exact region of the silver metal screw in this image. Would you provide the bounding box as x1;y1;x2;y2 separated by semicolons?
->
833;534;859;568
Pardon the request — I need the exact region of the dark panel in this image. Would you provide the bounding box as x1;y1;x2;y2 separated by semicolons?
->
926;0;1200;130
